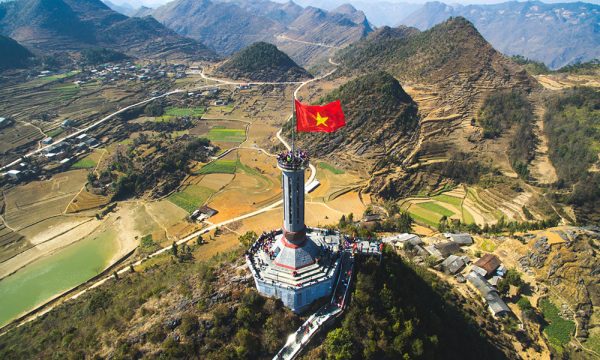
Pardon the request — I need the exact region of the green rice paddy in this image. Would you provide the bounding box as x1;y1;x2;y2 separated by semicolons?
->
70;157;97;169
418;202;456;217
167;185;215;213
53;84;80;101
196;159;238;175
432;194;463;207
318;162;345;175
540;298;576;351
206;127;246;143
165;107;206;117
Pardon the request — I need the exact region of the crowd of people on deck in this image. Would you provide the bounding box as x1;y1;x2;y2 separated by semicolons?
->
277;149;309;168
246;231;278;271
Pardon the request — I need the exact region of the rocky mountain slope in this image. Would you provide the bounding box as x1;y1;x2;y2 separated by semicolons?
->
215;42;311;82
294;0;422;27
401;1;600;69
0;34;33;70
296;71;418;170
516;227;600;357
0;0;216;60
149;0;372;65
327;17;538;202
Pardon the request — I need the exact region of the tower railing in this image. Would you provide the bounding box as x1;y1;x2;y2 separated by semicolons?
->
277;149;309;170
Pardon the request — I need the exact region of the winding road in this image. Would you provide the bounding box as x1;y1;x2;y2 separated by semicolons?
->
0;55;340;333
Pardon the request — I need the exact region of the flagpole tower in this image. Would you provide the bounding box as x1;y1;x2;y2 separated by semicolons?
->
278;149;307;246
244;96;346;313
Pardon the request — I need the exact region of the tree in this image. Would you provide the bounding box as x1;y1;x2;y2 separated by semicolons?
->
87;172;97;184
339;214;347;228
238;231;257;248
87;290;112;314
196;234;204;245
172;241;178;258
324;328;356;360
144;101;164;117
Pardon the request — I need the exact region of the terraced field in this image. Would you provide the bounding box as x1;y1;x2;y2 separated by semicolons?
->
66;190;111;213
0;224;28;263
318;162;345;175
401;187;476;228
159;107;206;118
3;170;88;230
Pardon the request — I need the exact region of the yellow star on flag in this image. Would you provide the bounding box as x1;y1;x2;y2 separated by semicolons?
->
314;112;329;126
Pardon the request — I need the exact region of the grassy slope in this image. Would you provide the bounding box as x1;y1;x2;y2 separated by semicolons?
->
0;250;301;359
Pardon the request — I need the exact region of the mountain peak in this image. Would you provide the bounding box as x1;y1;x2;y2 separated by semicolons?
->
216;41;311;82
332;3;358;14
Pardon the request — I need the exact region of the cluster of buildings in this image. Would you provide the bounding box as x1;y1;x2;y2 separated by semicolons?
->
383;232;512;317
78;62;188;85
2;132;100;183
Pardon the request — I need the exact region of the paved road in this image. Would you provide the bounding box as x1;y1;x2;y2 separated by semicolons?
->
276;34;343;50
1;59;340;333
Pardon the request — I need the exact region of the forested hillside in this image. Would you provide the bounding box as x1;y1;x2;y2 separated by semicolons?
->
216;42;311;82
0;35;33;70
478;90;536;179
544;87;600;224
305;251;514;359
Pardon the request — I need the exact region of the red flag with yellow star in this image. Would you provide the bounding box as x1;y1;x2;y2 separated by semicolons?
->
295;99;345;133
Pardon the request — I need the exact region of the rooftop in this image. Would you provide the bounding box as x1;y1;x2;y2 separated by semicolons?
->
434;241;461;257
444;233;474;245
474;253;501;276
247;228;342;290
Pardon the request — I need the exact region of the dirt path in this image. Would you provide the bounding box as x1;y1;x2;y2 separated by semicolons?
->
529;104;558;185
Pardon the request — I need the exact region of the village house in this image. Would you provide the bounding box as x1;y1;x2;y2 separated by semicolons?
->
444;233;474;245
440;254;466;274
472;253;501;277
382;233;423;249
467;271;511;317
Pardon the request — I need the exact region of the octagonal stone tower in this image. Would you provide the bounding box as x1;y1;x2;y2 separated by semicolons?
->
245;149;342;313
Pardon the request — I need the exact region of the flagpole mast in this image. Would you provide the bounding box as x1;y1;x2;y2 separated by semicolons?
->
292;95;296;153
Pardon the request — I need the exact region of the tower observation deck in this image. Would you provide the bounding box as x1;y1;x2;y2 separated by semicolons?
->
246;149;343;313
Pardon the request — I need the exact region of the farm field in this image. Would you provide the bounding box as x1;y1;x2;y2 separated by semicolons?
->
207;150;280;223
166;106;205;117
400;188;477;228
2;170;88;230
0;225;28;263
196;159;238;175
70;157;96;169
539;298;576;352
70;149;105;171
318;162;345;175
168;185;215;213
66;190;110;213
206;127;246;143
